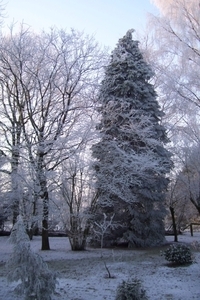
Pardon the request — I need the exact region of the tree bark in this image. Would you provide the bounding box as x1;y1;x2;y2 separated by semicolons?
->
40;184;50;250
11;147;20;225
38;151;50;250
169;206;178;242
41;192;50;250
42;219;50;250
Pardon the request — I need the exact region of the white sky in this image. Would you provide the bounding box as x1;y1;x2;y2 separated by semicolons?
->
3;0;159;49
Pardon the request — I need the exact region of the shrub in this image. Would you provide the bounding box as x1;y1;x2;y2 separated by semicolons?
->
7;216;57;300
162;243;193;265
115;279;148;300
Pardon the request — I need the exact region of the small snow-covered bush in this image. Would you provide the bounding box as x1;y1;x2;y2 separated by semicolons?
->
115;279;148;300
162;243;193;265
7;216;57;300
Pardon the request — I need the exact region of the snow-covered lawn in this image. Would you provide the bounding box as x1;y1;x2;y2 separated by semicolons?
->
0;232;200;299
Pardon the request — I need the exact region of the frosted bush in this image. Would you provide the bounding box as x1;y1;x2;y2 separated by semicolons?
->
162;243;193;265
7;216;57;300
115;279;148;300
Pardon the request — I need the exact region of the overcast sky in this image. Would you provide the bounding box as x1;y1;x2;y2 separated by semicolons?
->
3;0;159;49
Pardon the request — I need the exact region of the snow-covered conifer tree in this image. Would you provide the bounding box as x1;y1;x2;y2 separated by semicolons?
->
7;216;57;299
92;30;172;247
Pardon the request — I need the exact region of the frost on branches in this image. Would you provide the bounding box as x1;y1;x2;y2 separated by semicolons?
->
92;30;172;247
6;216;57;300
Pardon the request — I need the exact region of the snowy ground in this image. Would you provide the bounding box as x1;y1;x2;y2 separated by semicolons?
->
0;232;200;299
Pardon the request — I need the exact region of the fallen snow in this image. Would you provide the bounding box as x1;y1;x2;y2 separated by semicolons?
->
0;232;200;299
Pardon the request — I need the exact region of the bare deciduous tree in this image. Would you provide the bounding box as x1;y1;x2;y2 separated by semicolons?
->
59;154;98;250
0;24;107;250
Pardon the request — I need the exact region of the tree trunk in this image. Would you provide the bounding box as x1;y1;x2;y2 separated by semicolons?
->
37;143;50;251
42;219;50;250
12;201;19;225
68;213;94;251
41;191;50;250
69;215;85;251
38;156;50;250
11;169;19;224
69;236;86;251
169;206;178;242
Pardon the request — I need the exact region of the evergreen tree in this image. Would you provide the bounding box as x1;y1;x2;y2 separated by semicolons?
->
92;30;172;247
7;216;57;300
